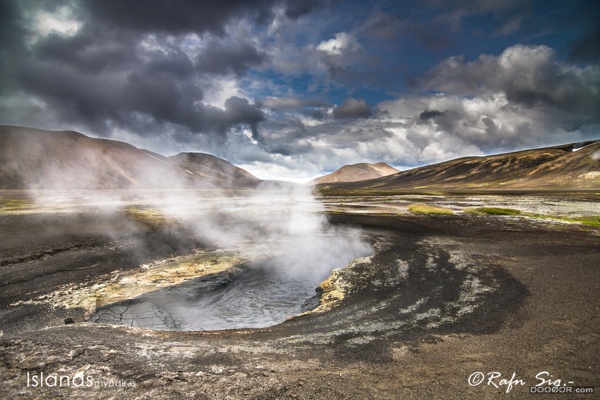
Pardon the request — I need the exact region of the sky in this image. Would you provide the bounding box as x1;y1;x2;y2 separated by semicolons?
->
1;0;599;181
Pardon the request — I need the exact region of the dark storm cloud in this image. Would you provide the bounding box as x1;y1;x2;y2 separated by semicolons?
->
14;51;264;142
2;0;599;181
0;0;23;51
0;0;24;95
196;39;268;76
333;98;372;119
419;110;445;120
35;27;136;75
398;0;533;57
283;0;330;19
262;138;313;156
122;70;200;127
85;0;326;34
143;47;195;78
223;96;265;139
322;124;393;146
15;61;119;133
227;118;315;160
1;0;313;147
224;96;264;125
85;0;273;34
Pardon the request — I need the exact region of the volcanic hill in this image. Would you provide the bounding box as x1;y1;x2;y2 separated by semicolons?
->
0;125;260;190
314;162;399;184
317;141;600;191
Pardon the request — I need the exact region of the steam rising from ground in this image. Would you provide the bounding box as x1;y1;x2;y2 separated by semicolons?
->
8;128;373;328
28;182;372;281
9;126;372;281
24;181;372;329
157;182;372;281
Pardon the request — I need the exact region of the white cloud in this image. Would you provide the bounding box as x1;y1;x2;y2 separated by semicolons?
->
32;6;82;38
203;77;247;109
240;160;320;182
424;44;600;118
4;0;598;183
241;42;600;179
316;32;358;55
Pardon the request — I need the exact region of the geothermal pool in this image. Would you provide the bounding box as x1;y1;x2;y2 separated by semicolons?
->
89;228;373;331
90;265;326;330
13;189;373;331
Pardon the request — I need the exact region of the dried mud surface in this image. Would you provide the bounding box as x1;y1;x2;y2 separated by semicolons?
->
1;208;599;399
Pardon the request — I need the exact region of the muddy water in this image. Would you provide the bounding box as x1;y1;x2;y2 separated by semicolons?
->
152;268;323;330
90;230;373;331
91;263;341;331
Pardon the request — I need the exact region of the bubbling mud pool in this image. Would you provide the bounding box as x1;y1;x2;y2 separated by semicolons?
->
91;266;325;330
88;229;373;331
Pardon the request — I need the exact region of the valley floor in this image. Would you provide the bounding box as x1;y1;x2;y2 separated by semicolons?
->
0;193;599;399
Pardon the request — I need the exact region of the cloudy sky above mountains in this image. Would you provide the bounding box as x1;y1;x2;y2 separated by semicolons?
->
1;0;599;181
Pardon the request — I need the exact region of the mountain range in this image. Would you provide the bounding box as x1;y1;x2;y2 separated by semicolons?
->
1;125;598;191
318;141;600;191
0;125;260;190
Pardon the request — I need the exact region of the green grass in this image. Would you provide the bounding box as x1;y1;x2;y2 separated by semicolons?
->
577;216;600;227
126;208;169;229
465;207;522;216
407;203;454;215
525;214;600;228
464;207;600;228
550;215;600;227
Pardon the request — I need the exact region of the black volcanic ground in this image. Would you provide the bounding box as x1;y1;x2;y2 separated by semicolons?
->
0;125;598;399
1;201;598;399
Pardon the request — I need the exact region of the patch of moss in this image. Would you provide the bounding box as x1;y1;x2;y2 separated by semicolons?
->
126;207;169;229
407;203;454;215
465;207;600;228
577;216;600;227
465;207;522;216
0;198;34;211
547;215;600;227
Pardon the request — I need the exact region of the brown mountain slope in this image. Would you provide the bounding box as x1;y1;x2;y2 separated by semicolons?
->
318;141;600;191
169;152;259;187
314;162;399;184
0;125;260;190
